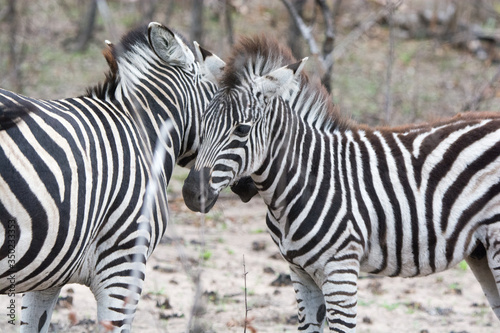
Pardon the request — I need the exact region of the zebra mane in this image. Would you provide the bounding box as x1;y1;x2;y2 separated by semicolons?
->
222;35;350;131
84;25;193;100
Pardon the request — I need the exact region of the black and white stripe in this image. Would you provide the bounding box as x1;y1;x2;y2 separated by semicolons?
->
0;22;222;332
183;36;500;332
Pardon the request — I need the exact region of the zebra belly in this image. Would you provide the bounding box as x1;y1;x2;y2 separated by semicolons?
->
360;225;486;278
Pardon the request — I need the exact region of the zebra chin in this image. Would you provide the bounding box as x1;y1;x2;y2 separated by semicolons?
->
183;167;219;213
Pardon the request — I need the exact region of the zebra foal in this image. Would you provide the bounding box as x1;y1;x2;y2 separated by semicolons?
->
0;23;225;332
182;35;500;332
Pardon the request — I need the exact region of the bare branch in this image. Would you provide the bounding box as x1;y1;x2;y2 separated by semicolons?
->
282;0;338;91
243;255;250;333
280;0;322;63
332;0;402;62
316;0;335;91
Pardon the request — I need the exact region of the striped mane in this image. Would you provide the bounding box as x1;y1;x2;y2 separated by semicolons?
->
84;25;150;99
85;25;193;101
222;35;350;131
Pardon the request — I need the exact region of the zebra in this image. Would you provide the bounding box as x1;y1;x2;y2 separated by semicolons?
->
0;22;226;332
182;35;500;332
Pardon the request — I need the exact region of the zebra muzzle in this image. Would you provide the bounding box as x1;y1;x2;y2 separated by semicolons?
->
182;167;219;213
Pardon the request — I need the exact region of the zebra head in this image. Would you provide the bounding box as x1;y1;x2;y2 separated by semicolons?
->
183;37;307;212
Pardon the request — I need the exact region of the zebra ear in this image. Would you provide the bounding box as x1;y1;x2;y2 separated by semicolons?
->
148;22;195;67
194;41;225;84
256;57;308;98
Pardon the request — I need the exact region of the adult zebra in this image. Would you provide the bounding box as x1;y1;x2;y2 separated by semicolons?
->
182;36;500;332
0;23;226;332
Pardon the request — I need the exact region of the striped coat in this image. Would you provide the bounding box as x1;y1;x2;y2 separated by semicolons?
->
0;22;223;332
182;36;500;332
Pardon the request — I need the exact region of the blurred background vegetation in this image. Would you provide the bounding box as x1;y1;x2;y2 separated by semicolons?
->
1;0;499;126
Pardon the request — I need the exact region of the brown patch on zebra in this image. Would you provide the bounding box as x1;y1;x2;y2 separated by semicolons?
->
102;47;118;78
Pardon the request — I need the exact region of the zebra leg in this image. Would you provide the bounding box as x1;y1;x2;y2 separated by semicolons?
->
484;222;500;319
321;263;359;333
93;279;142;332
466;253;500;319
91;257;146;332
289;265;326;332
20;287;61;333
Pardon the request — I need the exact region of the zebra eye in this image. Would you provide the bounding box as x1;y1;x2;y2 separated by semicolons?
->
233;123;252;137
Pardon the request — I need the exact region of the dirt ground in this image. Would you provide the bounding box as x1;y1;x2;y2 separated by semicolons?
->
1;167;496;333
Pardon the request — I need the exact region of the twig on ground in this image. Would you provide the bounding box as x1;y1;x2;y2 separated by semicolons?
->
243;255;250;333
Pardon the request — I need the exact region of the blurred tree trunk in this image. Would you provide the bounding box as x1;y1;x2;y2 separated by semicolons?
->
190;0;204;43
165;0;175;23
316;0;335;93
224;0;234;46
140;0;157;23
7;0;22;92
332;0;342;18
74;0;98;52
288;0;306;59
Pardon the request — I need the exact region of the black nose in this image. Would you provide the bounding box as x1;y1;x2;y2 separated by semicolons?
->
182;167;219;213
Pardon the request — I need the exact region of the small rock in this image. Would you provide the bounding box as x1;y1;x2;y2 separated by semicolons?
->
407;302;425;311
56;295;73;309
190;239;205;246
367;281;384;295
271;273;292;286
156;297;172;310
435;307;454;316
153;264;177;273
286;314;298;325
76;318;96;327
269;252;282;260
159;311;184;320
362;316;372;324
471;302;487;307
252;240;266;251
263;266;276;274
204;291;219;304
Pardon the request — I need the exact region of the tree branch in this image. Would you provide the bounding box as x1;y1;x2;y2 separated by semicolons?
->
316;0;335;91
332;0;402;62
281;0;321;58
243;255;250;333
